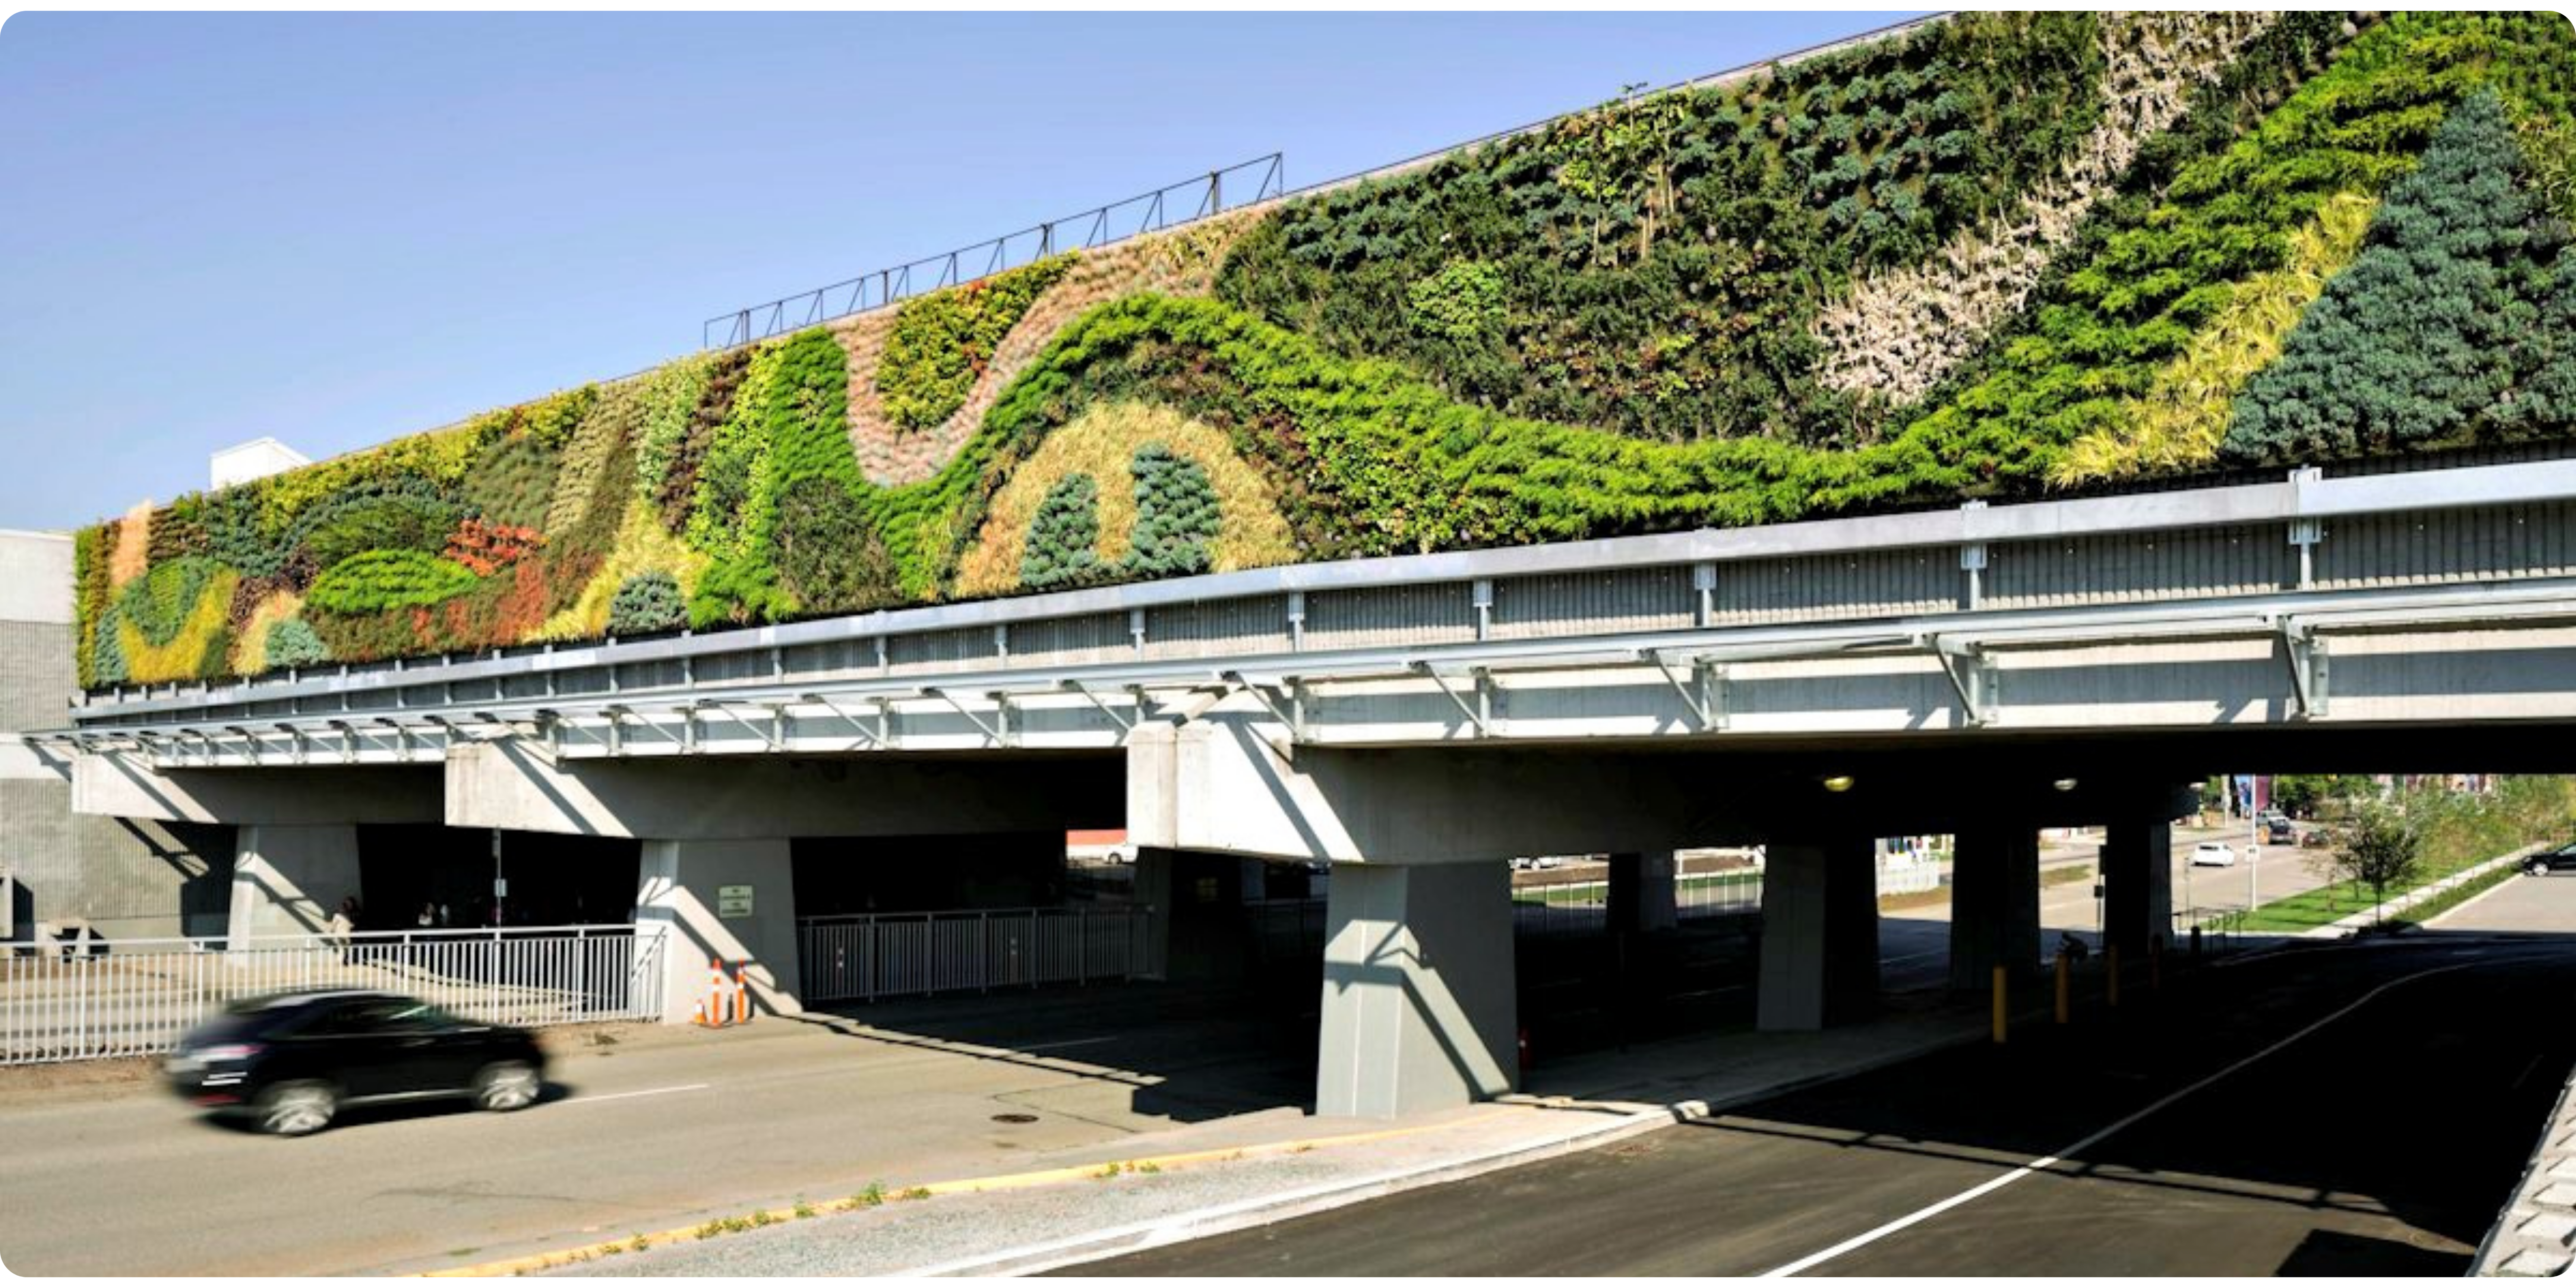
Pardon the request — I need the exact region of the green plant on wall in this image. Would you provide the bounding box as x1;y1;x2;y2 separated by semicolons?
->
1122;442;1220;578
606;571;687;636
1020;473;1105;591
877;255;1078;431
63;10;2576;688
2221;90;2572;465
263;618;329;669
304;550;480;615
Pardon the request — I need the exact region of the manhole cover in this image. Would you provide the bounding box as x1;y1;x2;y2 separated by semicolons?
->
992;1113;1040;1124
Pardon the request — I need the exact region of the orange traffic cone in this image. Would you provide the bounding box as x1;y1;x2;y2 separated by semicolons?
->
734;961;752;1025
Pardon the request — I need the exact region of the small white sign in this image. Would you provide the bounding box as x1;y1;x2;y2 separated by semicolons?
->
492;877;509;897
718;885;755;918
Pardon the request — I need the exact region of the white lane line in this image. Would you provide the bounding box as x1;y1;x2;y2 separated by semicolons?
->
565;1083;710;1106
1758;960;2482;1278
1021;1036;1120;1052
1878;950;1944;966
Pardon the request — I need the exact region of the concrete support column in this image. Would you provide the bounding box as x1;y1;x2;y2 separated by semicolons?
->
2102;818;2175;959
636;838;800;1023
1316;862;1517;1118
1756;836;1878;1031
228;824;361;941
1607;850;1679;934
1950;825;2041;991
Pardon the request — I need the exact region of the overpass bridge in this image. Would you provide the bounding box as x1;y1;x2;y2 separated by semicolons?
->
23;458;2576;1117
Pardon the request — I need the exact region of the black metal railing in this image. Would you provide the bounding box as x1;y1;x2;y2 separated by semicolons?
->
703;153;1285;350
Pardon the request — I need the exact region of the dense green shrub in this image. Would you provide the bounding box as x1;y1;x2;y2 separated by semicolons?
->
297;483;465;572
772;477;897;615
606;571;687;636
1217;11;2106;446
2222;91;2570;464
1123;442;1219;578
263;618;329;669
304;550;479;615
461;427;564;531
1020;474;1105;591
688;557;791;630
878;255;1078;430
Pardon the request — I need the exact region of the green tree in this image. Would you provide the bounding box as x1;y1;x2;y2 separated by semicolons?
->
2333;798;2425;926
2271;774;2375;818
1021;474;1104;591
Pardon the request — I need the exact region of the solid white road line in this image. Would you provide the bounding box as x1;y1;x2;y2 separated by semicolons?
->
1758;960;2482;1277
564;1083;711;1106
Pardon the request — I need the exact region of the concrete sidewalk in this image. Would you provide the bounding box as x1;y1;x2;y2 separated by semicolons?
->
513;1001;1991;1278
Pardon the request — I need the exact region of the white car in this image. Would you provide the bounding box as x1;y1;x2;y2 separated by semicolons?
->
2190;842;2238;867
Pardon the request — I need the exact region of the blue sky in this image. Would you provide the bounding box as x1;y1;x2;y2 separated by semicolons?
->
0;10;1918;530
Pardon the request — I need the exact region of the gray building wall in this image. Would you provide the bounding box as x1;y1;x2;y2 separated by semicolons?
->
0;532;230;943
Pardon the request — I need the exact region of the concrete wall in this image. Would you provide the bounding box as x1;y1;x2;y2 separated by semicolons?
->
1;535;231;940
72;757;443;826
446;742;1118;840
229;823;360;940
638;838;800;1021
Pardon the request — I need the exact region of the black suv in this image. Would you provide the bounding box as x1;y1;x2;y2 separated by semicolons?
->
2525;842;2576;877
165;990;547;1136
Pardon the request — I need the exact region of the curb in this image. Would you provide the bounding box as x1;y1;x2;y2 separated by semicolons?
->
416;1120;1452;1278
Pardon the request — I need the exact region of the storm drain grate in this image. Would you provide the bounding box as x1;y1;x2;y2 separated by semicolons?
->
991;1113;1040;1124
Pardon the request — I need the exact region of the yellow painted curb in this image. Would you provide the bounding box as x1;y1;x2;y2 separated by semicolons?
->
420;1119;1451;1277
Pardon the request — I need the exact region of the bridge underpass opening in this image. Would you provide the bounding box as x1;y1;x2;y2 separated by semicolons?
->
355;825;639;932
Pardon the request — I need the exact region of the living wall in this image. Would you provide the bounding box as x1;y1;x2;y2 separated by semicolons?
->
75;11;2576;687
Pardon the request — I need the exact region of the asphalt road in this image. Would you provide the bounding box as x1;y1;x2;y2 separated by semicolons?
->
1074;884;2576;1276
0;985;1311;1276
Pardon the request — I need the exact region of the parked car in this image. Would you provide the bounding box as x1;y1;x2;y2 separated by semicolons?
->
2300;826;2334;849
2190;842;2239;867
2525;843;2576;877
164;989;546;1137
2263;818;2299;845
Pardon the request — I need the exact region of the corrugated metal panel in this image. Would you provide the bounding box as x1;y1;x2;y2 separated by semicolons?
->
1303;584;1477;651
780;640;872;685
1988;525;2282;610
553;668;610;697
1145;596;1290;660
692;651;768;685
1491;568;1695;640
1714;548;1952;625
888;625;1002;674
500;672;549;700
1011;613;1135;667
2314;502;2576;590
615;659;689;692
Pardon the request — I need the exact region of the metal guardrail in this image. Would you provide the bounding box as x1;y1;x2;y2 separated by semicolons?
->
705;154;1285;349
0;924;663;1066
796;906;1150;1003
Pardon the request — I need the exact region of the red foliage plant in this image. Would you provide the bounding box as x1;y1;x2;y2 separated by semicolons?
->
443;517;545;576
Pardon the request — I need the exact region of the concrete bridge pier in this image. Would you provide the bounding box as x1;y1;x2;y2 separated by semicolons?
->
1949;824;2041;992
229;824;362;941
2102;817;2177;962
1755;835;1878;1031
1607;850;1679;934
637;838;800;1023
1314;858;1518;1119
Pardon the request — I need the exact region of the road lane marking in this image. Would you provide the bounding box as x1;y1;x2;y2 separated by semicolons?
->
1022;1036;1120;1052
1758;959;2484;1277
564;1083;710;1106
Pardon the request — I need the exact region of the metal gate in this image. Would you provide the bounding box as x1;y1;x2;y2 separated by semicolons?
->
796;907;1152;1003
